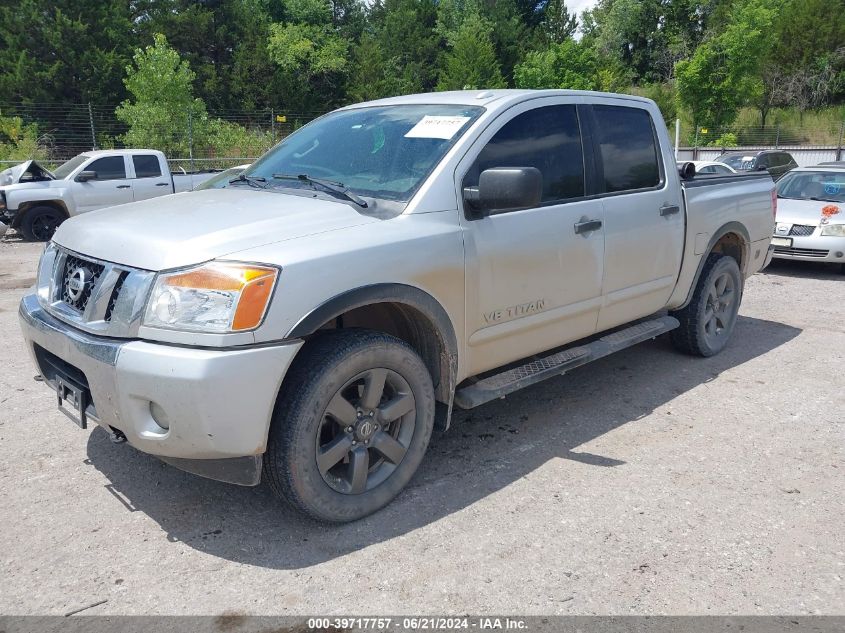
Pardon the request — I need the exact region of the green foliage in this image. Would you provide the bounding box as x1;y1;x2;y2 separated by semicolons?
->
0;113;47;162
2;0;845;160
0;0;133;105
629;83;678;122
707;132;738;148
199;119;274;158
676;0;784;130
347;0;443;100
116;34;207;157
436;11;505;90
514;40;598;90
541;0;577;44
268;23;348;75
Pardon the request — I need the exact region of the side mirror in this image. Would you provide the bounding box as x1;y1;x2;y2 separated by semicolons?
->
678;162;696;180
76;170;97;182
463;167;543;215
757;165;769;171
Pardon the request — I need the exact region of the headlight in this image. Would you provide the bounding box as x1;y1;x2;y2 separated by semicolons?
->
820;223;845;237
143;261;279;333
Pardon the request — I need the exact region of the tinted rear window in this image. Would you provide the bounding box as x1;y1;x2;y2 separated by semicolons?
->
133;155;162;178
593;105;661;192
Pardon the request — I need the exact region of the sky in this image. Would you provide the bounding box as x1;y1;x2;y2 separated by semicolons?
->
569;0;598;17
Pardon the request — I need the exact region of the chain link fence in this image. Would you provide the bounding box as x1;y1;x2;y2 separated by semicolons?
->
674;121;845;166
0;102;327;171
3;103;845;170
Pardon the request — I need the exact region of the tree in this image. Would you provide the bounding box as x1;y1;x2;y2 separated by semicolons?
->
267;0;351;110
541;0;577;44
115;34;207;157
347;0;443;99
437;12;506;90
0;0;133;106
0;112;47;162
514;39;598;90
675;0;784;131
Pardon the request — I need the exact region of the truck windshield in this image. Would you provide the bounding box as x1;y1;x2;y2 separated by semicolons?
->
52;155;89;179
245;105;483;203
777;171;845;203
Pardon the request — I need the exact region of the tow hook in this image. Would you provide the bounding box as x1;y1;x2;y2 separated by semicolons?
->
108;427;127;444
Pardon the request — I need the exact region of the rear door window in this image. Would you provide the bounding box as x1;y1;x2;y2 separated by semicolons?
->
133;155;162;178
87;156;127;181
465;104;585;205
592;105;661;193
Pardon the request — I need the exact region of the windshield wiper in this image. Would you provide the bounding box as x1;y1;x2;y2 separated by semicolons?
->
272;173;368;208
809;196;840;202
228;173;268;189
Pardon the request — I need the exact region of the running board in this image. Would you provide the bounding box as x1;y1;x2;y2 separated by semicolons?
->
453;315;679;409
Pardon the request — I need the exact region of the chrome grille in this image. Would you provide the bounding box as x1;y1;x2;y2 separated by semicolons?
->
37;244;156;338
104;270;128;322
774;246;829;258
60;255;105;312
789;224;816;237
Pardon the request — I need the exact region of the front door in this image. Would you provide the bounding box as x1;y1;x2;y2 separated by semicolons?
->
586;103;685;331
458;100;605;376
74;155;133;213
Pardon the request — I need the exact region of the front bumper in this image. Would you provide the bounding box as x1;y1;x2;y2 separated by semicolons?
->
18;293;303;485
771;233;845;263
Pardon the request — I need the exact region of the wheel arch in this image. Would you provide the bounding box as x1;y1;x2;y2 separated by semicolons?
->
286;283;459;425
678;222;750;309
12;200;70;229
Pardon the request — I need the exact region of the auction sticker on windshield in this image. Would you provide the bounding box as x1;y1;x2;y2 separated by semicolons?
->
405;115;471;139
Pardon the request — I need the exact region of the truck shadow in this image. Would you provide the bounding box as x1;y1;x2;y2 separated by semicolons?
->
84;314;800;570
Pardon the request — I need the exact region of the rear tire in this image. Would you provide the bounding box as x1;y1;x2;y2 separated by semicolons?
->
21;206;63;241
670;253;742;357
264;329;435;522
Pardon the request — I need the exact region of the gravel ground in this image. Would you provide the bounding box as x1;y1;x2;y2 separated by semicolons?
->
0;235;843;616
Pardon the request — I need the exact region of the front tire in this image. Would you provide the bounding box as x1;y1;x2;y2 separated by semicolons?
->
21;206;63;241
670;253;742;357
264;329;435;522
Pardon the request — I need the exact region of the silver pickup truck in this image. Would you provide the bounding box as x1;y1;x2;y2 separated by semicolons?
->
0;150;216;240
18;90;775;522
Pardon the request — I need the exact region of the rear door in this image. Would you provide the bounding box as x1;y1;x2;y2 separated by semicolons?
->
74;155;133;213
457;98;605;375
586;102;685;331
131;154;172;200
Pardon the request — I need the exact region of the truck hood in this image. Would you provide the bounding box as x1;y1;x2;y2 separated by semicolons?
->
776;198;843;226
0;160;54;186
53;188;381;271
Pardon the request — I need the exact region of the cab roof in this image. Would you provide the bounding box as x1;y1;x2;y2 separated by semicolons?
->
340;89;654;113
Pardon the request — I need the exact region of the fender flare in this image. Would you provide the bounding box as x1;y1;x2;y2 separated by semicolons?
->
12;199;70;229
679;221;750;309
286;283;459;427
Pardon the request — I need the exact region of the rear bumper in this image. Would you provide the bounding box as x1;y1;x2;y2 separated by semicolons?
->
18;293;303;485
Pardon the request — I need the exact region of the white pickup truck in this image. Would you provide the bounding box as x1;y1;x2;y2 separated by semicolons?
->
19;90;776;522
0;149;216;240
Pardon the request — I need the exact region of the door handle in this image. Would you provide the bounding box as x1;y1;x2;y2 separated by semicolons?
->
116;185;130;189
660;205;680;216
574;219;602;234
155;182;170;187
